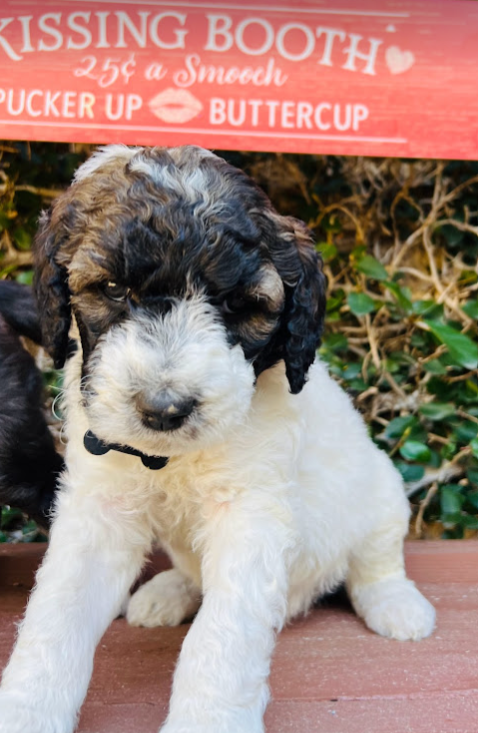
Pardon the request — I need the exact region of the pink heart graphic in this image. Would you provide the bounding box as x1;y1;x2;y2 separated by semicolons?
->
385;46;415;74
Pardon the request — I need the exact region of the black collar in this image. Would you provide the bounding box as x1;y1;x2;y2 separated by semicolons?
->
83;430;169;471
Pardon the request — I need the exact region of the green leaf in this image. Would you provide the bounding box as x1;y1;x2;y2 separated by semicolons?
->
459;270;478;287
13;227;32;250
1;505;24;529
382;281;413;313
356;255;389;281
399;440;432;462
410;332;429;349
384;357;401;374
428;449;442;468
348;378;368;392
321;333;348;353
441;439;458;461
341;363;362;381
454;422;478;443
419;402;456;421
441;512;463;529
440;485;465;515
317;242;338;262
347;292;376;316
426;376;456;400
394;462;425;483
15;269;34;285
326;291;345;313
423;359;448;375
471;437;478;459
461;515;478;530
412;300;444;319
462;300;478;319
351;245;367;259
421;320;478;370
465;380;478;399
465;491;478;511
467;468;478;486
389;351;416;366
322;214;342;233
21;520;38;539
442;526;465;539
385;415;417;440
439;223;464;247
0;211;11;230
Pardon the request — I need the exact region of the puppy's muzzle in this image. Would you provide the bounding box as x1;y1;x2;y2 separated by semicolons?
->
136;392;197;432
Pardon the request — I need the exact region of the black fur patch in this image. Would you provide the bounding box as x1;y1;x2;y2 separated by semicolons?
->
0;280;43;344
0;283;63;527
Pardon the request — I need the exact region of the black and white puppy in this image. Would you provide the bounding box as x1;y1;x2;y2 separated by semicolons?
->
0;146;435;733
0;280;63;528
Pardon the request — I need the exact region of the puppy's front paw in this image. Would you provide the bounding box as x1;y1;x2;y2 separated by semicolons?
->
352;577;436;641
127;569;201;627
159;701;265;733
159;720;263;733
0;694;68;733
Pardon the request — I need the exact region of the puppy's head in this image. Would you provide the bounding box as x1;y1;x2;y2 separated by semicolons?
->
34;145;325;454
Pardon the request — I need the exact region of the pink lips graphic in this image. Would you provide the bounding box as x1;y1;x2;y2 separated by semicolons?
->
148;88;203;124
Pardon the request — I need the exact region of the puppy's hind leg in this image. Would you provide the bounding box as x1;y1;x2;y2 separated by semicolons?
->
127;569;202;627
346;467;435;642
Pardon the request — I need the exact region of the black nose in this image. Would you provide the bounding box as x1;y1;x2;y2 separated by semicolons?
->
136;393;196;432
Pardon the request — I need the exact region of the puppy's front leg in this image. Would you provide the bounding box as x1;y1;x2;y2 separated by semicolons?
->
161;497;291;733
0;481;151;733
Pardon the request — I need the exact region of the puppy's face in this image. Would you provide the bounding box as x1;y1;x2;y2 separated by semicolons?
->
34;145;325;455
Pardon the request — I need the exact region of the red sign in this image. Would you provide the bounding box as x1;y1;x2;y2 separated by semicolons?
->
1;0;478;159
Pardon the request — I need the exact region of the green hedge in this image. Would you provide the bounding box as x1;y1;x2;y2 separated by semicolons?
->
1;143;477;540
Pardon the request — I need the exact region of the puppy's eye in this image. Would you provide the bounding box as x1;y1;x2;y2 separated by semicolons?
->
221;293;248;315
102;281;130;302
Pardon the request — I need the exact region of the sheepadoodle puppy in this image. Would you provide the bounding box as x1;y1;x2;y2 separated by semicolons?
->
0;146;435;733
0;280;63;528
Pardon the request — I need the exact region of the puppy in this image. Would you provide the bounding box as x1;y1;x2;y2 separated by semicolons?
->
0;280;63;528
0;146;435;733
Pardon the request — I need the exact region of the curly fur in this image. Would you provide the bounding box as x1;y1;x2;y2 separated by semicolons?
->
0;281;63;527
0;146;435;733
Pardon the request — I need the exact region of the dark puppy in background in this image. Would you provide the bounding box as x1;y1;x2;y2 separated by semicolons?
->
0;280;63;528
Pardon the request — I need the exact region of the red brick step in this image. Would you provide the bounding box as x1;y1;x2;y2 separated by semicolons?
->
1;541;477;733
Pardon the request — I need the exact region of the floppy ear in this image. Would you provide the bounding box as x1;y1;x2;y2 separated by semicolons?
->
33;209;71;369
261;213;327;394
0;280;43;344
